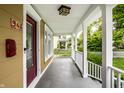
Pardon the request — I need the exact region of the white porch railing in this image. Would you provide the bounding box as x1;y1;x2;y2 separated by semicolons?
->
88;61;102;81
75;51;124;88
108;66;124;88
75;51;83;72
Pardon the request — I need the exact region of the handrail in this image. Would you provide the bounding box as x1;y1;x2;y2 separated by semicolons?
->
108;66;124;74
88;61;102;68
75;51;83;54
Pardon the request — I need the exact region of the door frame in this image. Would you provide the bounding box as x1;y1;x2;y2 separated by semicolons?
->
23;4;41;88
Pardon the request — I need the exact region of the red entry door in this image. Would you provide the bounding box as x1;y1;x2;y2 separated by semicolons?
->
26;15;37;87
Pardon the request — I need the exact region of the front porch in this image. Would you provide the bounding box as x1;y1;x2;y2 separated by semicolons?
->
35;57;101;88
1;4;124;88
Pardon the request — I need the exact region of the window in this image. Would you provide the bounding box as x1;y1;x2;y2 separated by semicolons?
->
44;31;47;60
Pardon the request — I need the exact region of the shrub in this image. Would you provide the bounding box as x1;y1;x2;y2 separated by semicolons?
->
54;48;71;57
87;52;102;65
77;46;83;52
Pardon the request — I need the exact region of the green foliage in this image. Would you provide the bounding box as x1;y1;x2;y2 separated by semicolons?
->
77;18;102;52
87;18;102;51
54;48;71;57
112;58;124;80
87;52;102;65
57;42;60;48
113;58;124;71
77;32;83;52
112;4;124;49
113;4;124;30
113;28;124;48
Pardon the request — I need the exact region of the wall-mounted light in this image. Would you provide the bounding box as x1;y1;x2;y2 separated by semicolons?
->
58;5;71;16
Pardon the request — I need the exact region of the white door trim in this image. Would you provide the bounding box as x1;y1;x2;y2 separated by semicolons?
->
23;4;41;88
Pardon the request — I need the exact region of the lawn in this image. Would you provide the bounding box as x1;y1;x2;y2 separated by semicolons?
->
113;58;124;80
54;48;71;57
113;58;124;71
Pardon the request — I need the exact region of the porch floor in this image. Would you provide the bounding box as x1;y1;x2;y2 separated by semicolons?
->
35;57;102;88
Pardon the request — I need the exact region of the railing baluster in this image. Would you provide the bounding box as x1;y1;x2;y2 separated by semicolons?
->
90;63;91;75
89;62;91;75
95;65;97;78
88;62;89;74
117;72;121;88
90;62;92;76
98;66;99;79
111;69;114;88
100;67;102;80
121;81;124;88
90;63;92;76
92;63;94;77
96;65;98;78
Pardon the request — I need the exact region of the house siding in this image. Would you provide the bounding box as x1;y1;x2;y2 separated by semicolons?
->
0;4;23;88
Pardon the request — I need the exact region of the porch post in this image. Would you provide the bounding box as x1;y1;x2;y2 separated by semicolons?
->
101;5;113;88
75;35;77;51
82;23;88;78
71;34;75;60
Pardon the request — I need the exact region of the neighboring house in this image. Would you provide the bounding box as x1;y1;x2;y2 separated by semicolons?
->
58;35;67;50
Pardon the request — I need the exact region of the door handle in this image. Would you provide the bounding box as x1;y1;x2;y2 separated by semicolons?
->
24;48;27;51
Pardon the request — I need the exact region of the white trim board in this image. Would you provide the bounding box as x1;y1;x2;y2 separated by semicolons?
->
28;56;55;88
23;4;41;88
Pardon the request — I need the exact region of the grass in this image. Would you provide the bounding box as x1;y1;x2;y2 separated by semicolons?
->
87;52;102;65
113;58;124;80
113;58;124;71
113;48;124;51
54;48;71;57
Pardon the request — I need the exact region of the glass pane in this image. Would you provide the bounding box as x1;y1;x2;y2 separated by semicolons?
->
26;22;33;69
48;40;51;55
44;31;47;58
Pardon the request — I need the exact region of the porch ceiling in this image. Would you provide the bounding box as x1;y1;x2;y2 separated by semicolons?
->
32;4;90;35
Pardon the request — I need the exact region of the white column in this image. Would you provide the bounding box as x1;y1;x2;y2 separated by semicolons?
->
71;34;75;60
75;35;77;51
65;41;67;50
82;23;88;78
101;5;113;88
51;35;54;55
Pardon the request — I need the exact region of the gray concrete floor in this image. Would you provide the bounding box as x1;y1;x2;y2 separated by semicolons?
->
35;57;102;88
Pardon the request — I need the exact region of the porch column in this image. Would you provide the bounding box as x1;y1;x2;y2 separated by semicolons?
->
71;34;75;60
101;5;113;88
82;23;88;78
65;41;67;50
75;35;77;51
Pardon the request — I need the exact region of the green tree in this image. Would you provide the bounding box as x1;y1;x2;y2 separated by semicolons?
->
87;18;102;51
113;4;124;30
77;32;83;52
113;4;124;49
77;4;124;52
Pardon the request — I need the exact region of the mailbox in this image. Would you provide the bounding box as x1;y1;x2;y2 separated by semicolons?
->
6;39;16;57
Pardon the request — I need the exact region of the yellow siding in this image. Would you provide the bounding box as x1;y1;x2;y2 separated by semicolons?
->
0;4;23;88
